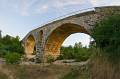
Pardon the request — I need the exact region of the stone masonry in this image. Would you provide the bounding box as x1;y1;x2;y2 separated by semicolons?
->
22;6;120;62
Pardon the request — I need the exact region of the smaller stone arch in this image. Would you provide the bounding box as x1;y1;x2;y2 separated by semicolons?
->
25;34;36;58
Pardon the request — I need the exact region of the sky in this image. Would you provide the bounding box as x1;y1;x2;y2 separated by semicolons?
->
0;0;120;46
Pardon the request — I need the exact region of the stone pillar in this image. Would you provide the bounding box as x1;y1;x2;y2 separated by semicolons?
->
35;41;44;63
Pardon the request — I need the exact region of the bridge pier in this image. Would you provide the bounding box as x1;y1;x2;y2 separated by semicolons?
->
35;41;44;63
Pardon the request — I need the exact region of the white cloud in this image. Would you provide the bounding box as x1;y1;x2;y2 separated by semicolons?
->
1;0;120;16
35;0;92;14
91;0;120;6
90;0;109;6
19;0;39;16
51;0;88;8
109;0;120;5
90;0;98;6
19;0;29;16
0;0;93;16
0;0;39;16
36;4;49;14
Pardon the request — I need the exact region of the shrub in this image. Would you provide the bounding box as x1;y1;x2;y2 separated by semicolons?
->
56;54;64;60
46;55;54;63
92;14;120;63
0;35;24;58
60;46;75;59
74;48;90;62
57;43;92;61
0;50;8;58
5;52;21;64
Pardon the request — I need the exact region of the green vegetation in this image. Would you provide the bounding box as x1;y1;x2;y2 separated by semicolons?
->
92;14;120;63
46;55;55;63
90;14;120;79
58;42;92;62
5;52;21;64
61;66;90;79
0;13;120;79
0;34;24;64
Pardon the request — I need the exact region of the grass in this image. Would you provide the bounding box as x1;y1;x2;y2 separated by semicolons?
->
90;49;120;79
0;72;8;79
0;63;91;79
0;64;72;79
61;68;79;79
60;65;90;79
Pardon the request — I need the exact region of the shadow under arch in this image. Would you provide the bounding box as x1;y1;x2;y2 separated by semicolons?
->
25;34;36;58
44;23;91;58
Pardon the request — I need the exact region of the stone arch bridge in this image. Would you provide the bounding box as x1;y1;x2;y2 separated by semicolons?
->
22;6;120;62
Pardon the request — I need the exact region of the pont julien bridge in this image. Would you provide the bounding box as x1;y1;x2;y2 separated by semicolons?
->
22;6;120;62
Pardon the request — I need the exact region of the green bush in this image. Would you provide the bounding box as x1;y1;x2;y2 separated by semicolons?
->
92;14;120;63
60;46;75;59
56;54;64;60
46;55;54;63
0;35;24;58
57;42;92;62
5;52;21;64
0;50;8;58
74;47;90;62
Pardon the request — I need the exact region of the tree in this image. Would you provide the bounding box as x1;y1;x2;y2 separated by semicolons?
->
0;34;24;57
92;14;120;62
60;45;74;59
74;42;82;48
58;42;91;61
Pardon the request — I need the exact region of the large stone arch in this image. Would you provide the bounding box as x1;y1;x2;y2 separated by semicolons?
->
44;23;90;58
22;6;120;62
25;34;36;58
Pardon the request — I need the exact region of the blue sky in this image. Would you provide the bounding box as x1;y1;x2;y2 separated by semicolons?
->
0;0;120;46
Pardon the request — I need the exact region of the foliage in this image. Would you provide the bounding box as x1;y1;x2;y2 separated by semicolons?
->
5;52;21;64
92;14;120;63
46;55;55;63
57;42;92;62
59;45;75;59
0;35;24;58
74;47;91;62
74;43;90;61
